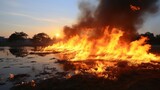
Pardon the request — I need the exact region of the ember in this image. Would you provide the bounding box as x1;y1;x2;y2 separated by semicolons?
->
130;5;140;11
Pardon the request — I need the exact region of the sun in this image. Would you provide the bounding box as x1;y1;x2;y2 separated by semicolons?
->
55;33;60;38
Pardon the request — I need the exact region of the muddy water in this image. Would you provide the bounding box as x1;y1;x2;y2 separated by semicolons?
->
0;47;63;90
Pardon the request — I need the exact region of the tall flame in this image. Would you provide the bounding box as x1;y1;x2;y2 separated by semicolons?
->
44;27;160;64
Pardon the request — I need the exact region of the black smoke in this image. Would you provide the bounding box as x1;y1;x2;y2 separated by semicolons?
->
63;0;159;41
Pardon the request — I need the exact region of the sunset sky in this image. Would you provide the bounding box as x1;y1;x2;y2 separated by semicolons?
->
0;0;160;38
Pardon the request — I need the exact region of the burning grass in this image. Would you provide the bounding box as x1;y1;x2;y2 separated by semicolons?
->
56;59;160;79
44;28;160;63
43;28;160;77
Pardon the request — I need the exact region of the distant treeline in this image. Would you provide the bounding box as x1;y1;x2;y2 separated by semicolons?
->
0;31;160;46
0;32;56;46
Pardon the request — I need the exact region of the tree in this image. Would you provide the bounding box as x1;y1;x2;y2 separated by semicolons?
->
155;34;160;45
32;33;51;45
139;32;155;44
155;34;160;39
8;32;28;42
144;32;154;39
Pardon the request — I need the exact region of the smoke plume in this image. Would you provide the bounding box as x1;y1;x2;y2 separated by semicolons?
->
63;0;159;41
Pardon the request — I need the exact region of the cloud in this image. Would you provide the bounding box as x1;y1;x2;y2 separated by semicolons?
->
5;12;74;24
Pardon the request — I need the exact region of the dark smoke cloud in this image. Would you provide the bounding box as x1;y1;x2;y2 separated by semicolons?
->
63;0;159;41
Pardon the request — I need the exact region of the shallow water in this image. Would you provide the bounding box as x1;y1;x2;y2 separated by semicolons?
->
0;47;64;90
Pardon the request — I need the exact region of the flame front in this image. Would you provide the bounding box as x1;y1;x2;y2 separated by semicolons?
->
44;28;160;78
45;27;159;64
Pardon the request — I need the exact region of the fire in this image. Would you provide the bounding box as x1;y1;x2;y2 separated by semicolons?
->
44;27;159;63
44;27;160;77
43;0;159;79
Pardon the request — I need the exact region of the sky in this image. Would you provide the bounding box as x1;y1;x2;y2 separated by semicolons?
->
0;0;78;38
0;0;160;38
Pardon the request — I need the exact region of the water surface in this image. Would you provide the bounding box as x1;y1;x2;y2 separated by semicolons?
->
0;47;63;90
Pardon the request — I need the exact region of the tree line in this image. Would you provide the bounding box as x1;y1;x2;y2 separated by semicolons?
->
6;31;160;45
7;32;54;46
1;31;160;46
138;32;160;45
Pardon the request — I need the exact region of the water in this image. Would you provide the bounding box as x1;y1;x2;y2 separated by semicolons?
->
0;47;64;90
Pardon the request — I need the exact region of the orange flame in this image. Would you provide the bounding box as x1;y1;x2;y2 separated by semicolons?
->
44;27;160;76
45;27;159;63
